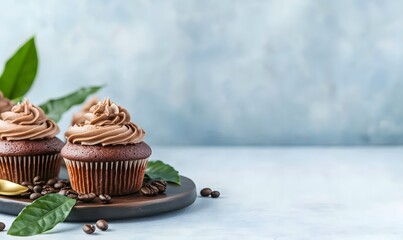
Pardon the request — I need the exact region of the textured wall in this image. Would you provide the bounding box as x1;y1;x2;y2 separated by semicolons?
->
1;0;403;146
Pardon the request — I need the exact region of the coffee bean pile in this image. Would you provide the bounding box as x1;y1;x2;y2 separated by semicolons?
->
140;180;167;196
19;176;112;204
83;219;109;234
20;176;77;200
200;188;220;198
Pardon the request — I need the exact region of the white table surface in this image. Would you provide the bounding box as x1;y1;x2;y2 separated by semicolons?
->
1;146;403;239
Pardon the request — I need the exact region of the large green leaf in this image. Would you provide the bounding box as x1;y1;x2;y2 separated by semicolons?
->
8;194;76;236
39;85;103;122
145;160;181;185
0;37;38;99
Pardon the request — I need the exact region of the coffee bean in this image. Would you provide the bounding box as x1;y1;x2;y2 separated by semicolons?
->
41;187;56;195
53;182;65;189
34;180;46;186
140;186;154;196
33;185;43;193
211;191;220;198
27;185;34;192
200;188;212;197
96;219;108;231
83;224;95;234
78;193;96;202
0;222;5;231
30;192;42;200
21;181;31;187
58;189;68;196
141;184;159;196
151;181;167;193
46;178;58;186
153;180;167;187
33;176;42;183
99;194;112;204
67;193;78;199
20;191;31;198
42;184;52;189
148;184;159;194
68;189;78;195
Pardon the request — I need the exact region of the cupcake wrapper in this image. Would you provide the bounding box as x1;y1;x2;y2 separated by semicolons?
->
64;158;148;196
0;153;62;184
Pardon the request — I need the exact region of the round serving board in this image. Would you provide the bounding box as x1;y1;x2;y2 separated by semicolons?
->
0;175;197;222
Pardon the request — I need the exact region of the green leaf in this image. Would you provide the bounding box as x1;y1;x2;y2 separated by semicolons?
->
0;36;38;99
8;194;76;236
145;160;181;185
39;85;103;122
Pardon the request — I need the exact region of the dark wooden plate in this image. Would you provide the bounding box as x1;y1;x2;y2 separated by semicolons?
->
0;175;197;222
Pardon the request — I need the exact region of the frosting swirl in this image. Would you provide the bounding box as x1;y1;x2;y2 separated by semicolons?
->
66;98;145;146
0;91;13;113
0;99;60;140
71;97;99;125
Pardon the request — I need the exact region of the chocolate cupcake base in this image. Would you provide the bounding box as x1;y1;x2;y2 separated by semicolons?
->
64;158;148;196
0;153;62;184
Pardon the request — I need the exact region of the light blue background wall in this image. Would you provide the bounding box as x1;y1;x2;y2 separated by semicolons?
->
1;1;403;146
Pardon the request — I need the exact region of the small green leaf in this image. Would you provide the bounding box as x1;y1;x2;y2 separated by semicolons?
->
39;85;103;122
8;194;76;236
145;160;181;185
0;36;38;99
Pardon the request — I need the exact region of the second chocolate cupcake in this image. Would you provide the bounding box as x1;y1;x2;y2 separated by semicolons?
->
61;98;151;196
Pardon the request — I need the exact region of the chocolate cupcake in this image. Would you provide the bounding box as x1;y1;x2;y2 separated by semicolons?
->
0;99;64;183
61;98;151;196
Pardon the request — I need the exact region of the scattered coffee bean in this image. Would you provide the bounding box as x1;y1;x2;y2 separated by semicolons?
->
99;194;112;204
211;191;220;198
29;192;42;200
58;189;68;196
41;186;57;195
200;188;212;197
53;182;65;189
153;179;167;187
96;219;108;231
20;191;31;198
21;181;31;187
67;193;78;199
33;176;41;183
78;193;96;203
33;185;43;193
141;184;159;196
42;184;52;189
34;180;46;186
149;184;159;194
141;180;168;196
140;186;154;196
83;224;95;234
152;181;167;193
46;178;58;186
0;222;5;231
27;185;34;192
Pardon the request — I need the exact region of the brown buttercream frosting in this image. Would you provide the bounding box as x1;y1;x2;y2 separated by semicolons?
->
0;99;60;140
65;98;145;146
0;91;13;113
71;97;99;125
